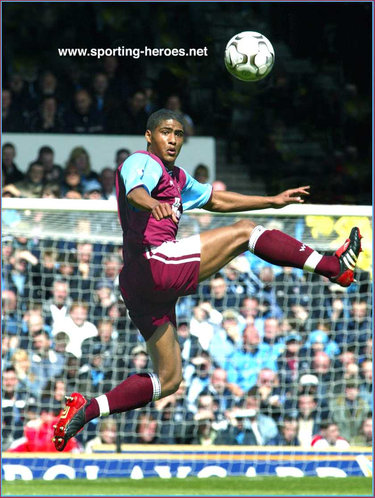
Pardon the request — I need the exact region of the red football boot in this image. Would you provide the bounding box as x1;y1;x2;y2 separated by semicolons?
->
53;392;87;452
329;227;363;287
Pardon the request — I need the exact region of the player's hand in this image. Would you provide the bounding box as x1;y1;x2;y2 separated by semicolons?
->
151;202;178;224
271;185;310;208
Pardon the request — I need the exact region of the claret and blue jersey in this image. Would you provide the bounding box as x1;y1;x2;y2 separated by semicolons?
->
116;151;212;252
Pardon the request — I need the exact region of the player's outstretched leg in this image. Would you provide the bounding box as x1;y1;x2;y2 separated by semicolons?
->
199;222;362;288
249;225;362;288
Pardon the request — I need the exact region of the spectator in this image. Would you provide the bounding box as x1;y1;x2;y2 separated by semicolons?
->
203;273;238;312
358;360;372;410
296;393;321;447
209;309;242;368
223;256;250;298
95;253;122;284
262;317;285;361
239;296;265;334
8;73;34;115
305;329;340;359
65;146;98;184
165;94;194;136
132;412;165;444
61;164;84;197
331;379;370;443
30;330;65;392
77;342;113;398
90;280;116;324
14;161;45;198
60;354;80;394
2;88;25;131
191;393;218;445
275;266;309;312
200;367;235;418
29;96;64;133
11;349;39;396
310;351;336;401
225;324;277;397
189;301;221;351
101;55;131;102
40;378;67;415
256;368;283;421
83;179;104;200
155;380;195;444
53;331;71;357
91;72;114;114
176;320;203;369
2;334;19;371
216;386;278;445
37;70;60;100
277;332;309;397
3;249;38;304
99;167;116;200
54;302;98;359
115;148;131;167
2;366;26;449
41;182;61;199
255;266;283;319
268;417;300;446
126;345;150;377
36;146;63;183
2;143;24;185
42;278;72;329
111;90;148;134
7;402;81;453
81;319;118;371
311;421;350;449
64;89;104;134
85;418;118;452
352;415;372;446
347;300;372;350
2;289;23;336
193;163;209;184
185;351;213;412
69;242;97;302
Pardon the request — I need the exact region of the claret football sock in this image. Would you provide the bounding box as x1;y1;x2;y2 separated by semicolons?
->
249;226;340;278
85;373;161;423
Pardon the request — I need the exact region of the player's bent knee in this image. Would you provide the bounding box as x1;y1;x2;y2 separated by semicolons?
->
233;219;256;239
160;372;183;397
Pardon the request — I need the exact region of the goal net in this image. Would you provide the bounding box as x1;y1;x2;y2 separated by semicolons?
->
2;198;372;480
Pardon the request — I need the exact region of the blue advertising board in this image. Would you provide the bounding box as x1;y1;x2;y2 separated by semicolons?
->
2;446;372;481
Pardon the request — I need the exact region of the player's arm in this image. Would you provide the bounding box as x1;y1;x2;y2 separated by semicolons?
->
202;186;310;212
122;154;178;223
127;187;178;223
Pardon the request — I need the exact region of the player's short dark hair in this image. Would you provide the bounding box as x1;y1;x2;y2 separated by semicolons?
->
146;108;184;132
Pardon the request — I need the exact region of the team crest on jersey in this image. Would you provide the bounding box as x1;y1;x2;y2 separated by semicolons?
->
172;197;181;220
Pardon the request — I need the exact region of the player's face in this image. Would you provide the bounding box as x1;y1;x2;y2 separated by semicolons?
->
145;119;184;168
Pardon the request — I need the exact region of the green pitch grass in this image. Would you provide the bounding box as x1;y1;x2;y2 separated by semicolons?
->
2;476;372;496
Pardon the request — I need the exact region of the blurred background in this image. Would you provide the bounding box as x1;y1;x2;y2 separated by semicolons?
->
2;2;372;204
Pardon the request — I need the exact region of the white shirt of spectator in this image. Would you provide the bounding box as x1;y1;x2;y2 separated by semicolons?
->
311;436;350;449
53;317;98;358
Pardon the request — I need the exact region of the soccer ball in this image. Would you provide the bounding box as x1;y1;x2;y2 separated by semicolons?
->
224;31;275;82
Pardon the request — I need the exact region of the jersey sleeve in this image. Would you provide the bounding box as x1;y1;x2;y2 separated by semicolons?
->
180;168;213;211
120;153;162;195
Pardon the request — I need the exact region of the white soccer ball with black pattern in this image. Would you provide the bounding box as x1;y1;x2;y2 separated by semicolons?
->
224;31;275;82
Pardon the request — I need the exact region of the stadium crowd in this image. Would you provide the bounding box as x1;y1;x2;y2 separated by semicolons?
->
2;2;372;452
2;191;372;450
